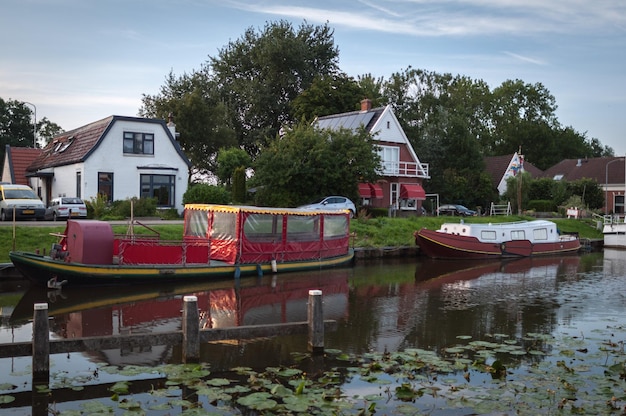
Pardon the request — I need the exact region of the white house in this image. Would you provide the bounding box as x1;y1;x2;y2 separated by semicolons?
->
26;115;191;213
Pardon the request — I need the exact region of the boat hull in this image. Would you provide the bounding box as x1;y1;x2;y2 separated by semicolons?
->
603;223;626;249
9;250;355;286
415;228;580;259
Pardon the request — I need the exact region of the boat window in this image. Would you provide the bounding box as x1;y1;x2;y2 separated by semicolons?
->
244;214;282;242
286;215;319;241
511;230;525;240
533;228;548;240
184;209;208;237
211;211;237;241
324;215;348;239
481;230;497;240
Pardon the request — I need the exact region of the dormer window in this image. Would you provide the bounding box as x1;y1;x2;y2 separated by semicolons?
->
124;132;154;155
58;136;73;152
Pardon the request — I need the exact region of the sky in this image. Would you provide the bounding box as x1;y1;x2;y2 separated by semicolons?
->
2;0;625;157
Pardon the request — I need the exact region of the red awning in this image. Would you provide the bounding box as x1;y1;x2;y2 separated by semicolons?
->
400;184;426;200
369;183;383;199
358;183;372;198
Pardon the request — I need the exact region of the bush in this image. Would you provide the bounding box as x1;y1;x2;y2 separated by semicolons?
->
183;183;231;204
159;208;181;220
87;194;110;219
110;197;158;218
526;200;556;212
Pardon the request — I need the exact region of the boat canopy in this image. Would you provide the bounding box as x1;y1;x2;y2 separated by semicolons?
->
183;204;351;264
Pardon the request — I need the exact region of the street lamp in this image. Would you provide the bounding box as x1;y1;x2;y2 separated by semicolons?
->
605;157;625;214
23;101;37;148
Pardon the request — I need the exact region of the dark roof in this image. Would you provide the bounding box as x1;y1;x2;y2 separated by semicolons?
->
28;116;113;171
3;145;42;185
27;116;190;172
483;154;544;189
315;107;385;133
542;157;625;184
484;154;514;189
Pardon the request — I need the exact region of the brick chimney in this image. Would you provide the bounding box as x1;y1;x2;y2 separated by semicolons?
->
360;98;372;112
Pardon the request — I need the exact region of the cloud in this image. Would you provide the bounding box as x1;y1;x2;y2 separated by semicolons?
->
227;0;626;37
503;51;547;66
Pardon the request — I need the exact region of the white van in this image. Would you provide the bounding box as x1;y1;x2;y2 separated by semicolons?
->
0;184;46;221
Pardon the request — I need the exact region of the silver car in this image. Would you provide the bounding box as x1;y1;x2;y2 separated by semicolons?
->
45;197;88;221
298;196;356;217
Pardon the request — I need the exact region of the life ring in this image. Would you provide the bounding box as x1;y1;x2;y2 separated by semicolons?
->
500;242;506;252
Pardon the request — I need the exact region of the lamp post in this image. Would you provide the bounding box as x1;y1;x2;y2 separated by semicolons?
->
605;157;625;214
23;101;37;148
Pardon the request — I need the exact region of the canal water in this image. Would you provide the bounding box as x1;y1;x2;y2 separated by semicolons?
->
0;249;625;414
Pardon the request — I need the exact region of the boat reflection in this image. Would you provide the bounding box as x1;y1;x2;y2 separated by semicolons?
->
339;255;584;354
6;255;589;367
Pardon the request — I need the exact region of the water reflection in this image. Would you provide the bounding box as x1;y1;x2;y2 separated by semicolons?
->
0;251;615;370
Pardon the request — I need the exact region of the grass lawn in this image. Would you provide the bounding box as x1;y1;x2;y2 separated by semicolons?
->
0;216;604;263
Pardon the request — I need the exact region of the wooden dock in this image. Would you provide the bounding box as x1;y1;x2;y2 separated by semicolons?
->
0;290;336;384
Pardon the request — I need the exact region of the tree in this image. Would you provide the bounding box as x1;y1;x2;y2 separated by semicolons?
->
382;68;493;205
291;73;364;121
253;122;381;207
209;20;339;155
216;147;251;187
504;171;532;214
140;71;237;178
232;166;247;203
569;178;604;210
37;117;64;145
1;99;35;162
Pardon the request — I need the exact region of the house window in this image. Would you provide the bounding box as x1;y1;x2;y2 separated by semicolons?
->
123;132;154;155
140;174;175;207
615;195;624;214
378;146;399;175
98;172;113;203
76;171;82;198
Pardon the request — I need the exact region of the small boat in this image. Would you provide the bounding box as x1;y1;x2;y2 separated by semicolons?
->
602;216;626;248
414;220;581;259
9;204;354;286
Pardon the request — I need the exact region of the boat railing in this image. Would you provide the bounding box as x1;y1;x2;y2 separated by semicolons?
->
595;213;625;225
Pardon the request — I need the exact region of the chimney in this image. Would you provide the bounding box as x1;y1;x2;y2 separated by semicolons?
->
167;112;179;140
360;98;372;112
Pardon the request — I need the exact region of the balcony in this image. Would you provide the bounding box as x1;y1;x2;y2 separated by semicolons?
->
381;161;429;178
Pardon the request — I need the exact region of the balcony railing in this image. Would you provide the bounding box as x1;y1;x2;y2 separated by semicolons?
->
381;161;429;178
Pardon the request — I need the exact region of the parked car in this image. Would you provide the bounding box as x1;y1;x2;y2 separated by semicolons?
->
437;204;477;217
45;197;88;221
298;196;356;217
0;183;46;221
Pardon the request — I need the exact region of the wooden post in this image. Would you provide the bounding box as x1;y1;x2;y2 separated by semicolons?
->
307;290;324;354
182;296;199;363
32;303;49;383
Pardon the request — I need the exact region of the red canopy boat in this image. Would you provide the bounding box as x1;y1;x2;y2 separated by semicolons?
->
9;204;354;286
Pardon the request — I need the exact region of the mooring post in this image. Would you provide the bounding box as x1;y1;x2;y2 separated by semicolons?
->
32;303;49;383
182;296;199;363
307;290;324;354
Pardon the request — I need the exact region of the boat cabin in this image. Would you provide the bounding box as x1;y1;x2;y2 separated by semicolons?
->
437;220;570;244
115;204;351;265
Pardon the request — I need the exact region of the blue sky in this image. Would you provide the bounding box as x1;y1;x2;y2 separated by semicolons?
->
2;0;625;157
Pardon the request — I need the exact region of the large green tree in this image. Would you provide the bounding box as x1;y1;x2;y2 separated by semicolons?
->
253;122;381;207
0;98;63;163
209;20;339;155
382;68;494;207
140;71;237;178
1;98;35;163
291;73;364;121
